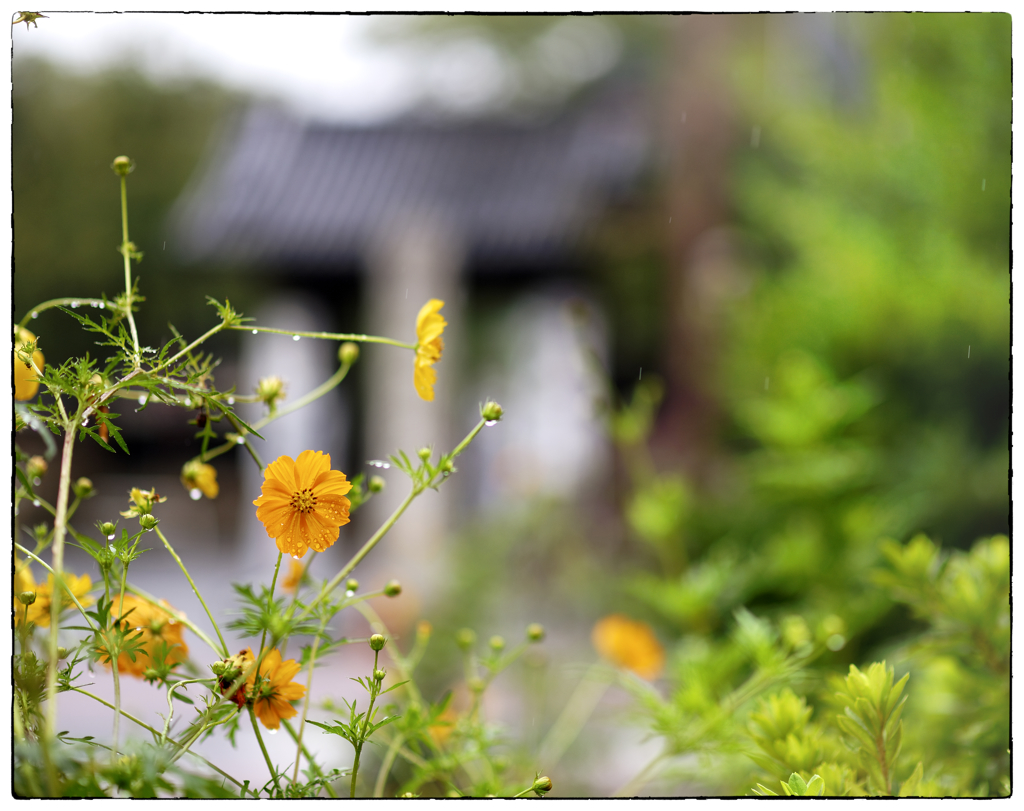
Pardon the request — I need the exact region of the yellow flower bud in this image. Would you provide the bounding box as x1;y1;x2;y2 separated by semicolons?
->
180;460;219;500
384;579;402;597
338;342;360;365
369;634;386;651
111;155;134;176
25;456;47;482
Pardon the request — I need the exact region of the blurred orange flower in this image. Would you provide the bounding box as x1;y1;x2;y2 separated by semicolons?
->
253;450;352;558
592;614;665;680
245;647;306;730
14;564;93;628
105;594;189;678
282;558;305;593
414;299;446;401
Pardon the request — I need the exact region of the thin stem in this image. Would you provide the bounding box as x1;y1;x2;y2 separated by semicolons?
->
374;733;404;798
111;564;130;762
537;662;613;771
350;649;382;798
250;707;283;797
614;751;667;798
44;427;75;746
259;553;283;656
154;527;229;657
18;297;110;328
228;324;416;350
292;612;330;784
152;320;226;375
281;719;339;798
119;174;141;364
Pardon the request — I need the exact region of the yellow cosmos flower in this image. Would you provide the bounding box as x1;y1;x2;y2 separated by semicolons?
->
592;614;665;681
244;647;307;730
14;327;45;401
253;450;352;558
414;299;446;402
180;460;219;499
14;565;94;628
120;487;167;518
105;594;189;678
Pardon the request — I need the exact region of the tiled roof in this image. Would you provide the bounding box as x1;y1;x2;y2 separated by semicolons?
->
170;90;648;270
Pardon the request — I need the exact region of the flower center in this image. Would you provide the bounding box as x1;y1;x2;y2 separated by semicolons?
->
290;488;317;514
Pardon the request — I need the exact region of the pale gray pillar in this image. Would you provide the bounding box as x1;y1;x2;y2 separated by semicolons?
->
360;214;465;618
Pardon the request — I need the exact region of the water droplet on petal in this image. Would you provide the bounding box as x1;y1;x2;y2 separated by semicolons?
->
485;420;498;427
189;488;202;501
292;555;300;561
292;334;301;341
268;729;278;735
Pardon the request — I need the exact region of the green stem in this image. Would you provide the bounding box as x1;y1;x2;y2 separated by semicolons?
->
259;553;283;656
43;426;75;753
18;297;110;328
374;733;405;798
111;565;130;762
154;527;229;657
119;174;141;365
350;649;382;798
281;719;339;798
152;320;226;375
291;611;330;784
537;662;613;770
250;706;283;797
228;324;416;350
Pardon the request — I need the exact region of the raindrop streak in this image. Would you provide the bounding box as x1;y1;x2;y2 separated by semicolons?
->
639;367;643;381
751;126;761;148
189;489;202;501
485;420;498;427
405;288;409;299
293;335;301;341
765;377;770;391
163;241;166;250
681;111;687;123
968;345;971;358
982;179;986;191
367;460;391;469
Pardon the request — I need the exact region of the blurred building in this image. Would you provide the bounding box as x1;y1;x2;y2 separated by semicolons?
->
169;88;649;605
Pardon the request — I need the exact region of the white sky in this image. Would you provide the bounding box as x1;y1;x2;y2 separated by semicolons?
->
11;12;427;122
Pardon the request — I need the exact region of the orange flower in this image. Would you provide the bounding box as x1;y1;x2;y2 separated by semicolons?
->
282;558;305;594
244;647;306;730
592;614;665;680
107;594;189;678
414;299;446;401
253;450;353;558
14;326;45;401
429;707;459;748
14;564;93;628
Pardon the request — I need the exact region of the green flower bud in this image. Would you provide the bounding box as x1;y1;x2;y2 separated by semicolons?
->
138;514;159;531
481;401;504;422
99;521;117;538
210;661;228;677
338;341;360;365
373;668;386;682
456;628;476;650
345;578;359;592
56;647;69;660
25;455;47;482
468;676;485;694
417;446;432;462
532;776;553;795
255;376;286;408
19;591;37;606
439;457;455;473
369;634;386;651
489;635;506;652
526;623;546;643
111;155;134;176
400;793;417;798
384;579;402;597
368;475;386;493
72;477;95;499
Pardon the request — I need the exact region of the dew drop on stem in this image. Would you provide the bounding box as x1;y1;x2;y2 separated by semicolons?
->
32;500;40;507
227;397;235;405
293;335;301;341
30;312;38;319
485;420;498;427
252;329;258;335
